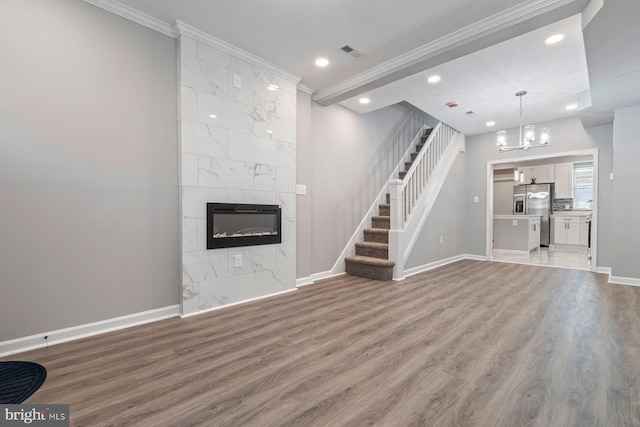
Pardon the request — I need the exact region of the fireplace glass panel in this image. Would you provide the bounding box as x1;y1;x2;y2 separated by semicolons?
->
213;213;278;238
207;203;281;249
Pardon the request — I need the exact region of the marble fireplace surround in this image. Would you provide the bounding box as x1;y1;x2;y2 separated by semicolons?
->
178;22;300;316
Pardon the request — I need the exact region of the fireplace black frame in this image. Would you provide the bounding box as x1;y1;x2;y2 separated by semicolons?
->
206;203;282;249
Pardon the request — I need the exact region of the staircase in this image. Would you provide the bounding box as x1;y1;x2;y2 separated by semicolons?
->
344;127;433;281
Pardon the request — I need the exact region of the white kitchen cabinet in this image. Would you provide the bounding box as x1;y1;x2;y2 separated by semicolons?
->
529;217;541;251
555;163;573;198
534;164;555;183
520;165;555;184
553;217;581;245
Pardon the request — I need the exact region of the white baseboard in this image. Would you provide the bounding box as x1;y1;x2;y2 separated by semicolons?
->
311;270;346;282
0;305;181;357
296;277;314;287
609;275;640;287
593;267;640;287
404;255;468;278
463;254;488;262
181;288;297;319
295;271;347;288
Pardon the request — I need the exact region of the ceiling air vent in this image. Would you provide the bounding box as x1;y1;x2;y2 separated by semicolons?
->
337;43;362;58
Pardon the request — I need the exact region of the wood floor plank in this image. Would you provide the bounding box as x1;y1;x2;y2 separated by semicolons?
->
5;260;640;426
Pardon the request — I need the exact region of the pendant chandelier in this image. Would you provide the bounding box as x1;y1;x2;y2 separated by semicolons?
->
496;91;550;152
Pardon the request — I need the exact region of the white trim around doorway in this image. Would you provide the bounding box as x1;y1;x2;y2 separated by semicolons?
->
485;148;599;272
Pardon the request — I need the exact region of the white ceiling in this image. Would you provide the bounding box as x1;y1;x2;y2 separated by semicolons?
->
108;0;640;135
110;0;519;90
339;15;590;135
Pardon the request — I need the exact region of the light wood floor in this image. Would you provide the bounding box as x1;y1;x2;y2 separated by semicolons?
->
5;260;640;426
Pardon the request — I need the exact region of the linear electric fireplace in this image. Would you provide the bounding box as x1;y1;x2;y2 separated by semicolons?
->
206;203;282;249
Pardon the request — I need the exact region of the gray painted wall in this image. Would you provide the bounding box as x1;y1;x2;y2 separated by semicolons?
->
405;152;467;269
464;117;613;269
296;91;313;279
611;105;640;279
0;0;179;341
301;101;436;275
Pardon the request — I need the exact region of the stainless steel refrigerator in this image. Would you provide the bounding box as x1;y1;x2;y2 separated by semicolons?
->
513;183;554;246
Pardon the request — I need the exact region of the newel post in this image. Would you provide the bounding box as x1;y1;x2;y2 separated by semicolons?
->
388;179;405;280
389;179;403;230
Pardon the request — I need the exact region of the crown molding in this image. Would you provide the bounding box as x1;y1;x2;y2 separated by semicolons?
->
176;21;302;84
297;83;314;95
83;0;177;38
312;0;578;104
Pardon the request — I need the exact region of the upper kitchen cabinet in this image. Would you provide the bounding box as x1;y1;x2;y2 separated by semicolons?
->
554;163;573;199
520;165;554;184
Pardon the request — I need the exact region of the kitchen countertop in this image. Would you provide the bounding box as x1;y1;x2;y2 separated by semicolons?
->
494;215;541;220
551;210;592;217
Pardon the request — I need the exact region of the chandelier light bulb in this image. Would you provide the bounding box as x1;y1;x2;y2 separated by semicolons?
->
497;130;507;147
540;128;550;144
524;125;535;144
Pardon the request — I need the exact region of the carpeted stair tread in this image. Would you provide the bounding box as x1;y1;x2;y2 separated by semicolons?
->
364;228;389;244
345;255;394;281
378;203;390;216
371;216;390;229
355;241;389;259
356;241;388;249
364;228;389;234
345;255;395;267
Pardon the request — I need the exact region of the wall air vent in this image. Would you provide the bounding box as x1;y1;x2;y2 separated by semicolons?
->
337;43;362;58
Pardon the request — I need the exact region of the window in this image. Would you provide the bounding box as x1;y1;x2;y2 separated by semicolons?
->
573;161;593;209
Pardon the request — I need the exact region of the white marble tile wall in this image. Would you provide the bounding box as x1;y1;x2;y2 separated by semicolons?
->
179;34;297;315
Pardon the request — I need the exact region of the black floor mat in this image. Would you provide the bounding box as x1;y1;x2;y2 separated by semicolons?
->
0;361;47;404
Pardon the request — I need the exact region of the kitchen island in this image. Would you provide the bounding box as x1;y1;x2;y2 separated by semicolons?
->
493;215;541;254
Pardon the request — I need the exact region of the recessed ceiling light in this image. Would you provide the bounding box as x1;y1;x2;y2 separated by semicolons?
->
565;103;578;111
486;121;496;127
267;84;279;91
315;58;329;67
266;130;273;134
359;97;370;105
427;75;441;84
209;114;217;119
545;34;564;45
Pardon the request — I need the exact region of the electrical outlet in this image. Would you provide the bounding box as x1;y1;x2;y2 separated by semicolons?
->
234;254;242;267
440;236;444;244
513;220;518;226
233;74;242;88
296;184;307;195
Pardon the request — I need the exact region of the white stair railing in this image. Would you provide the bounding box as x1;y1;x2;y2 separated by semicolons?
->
389;122;461;279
